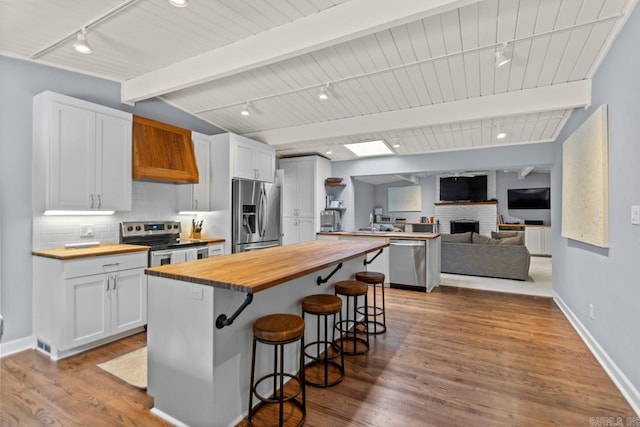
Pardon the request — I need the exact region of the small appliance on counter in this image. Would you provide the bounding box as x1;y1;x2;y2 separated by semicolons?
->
321;210;341;232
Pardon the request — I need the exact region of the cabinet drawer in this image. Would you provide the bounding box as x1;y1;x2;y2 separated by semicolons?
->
63;252;147;279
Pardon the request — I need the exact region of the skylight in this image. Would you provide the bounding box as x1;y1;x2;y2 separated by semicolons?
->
343;140;394;157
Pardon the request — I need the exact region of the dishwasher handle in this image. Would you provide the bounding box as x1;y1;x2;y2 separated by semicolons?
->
390;240;425;247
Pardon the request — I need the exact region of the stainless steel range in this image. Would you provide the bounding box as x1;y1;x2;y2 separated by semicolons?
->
120;221;209;267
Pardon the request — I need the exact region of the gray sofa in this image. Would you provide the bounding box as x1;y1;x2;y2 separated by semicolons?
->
441;231;531;281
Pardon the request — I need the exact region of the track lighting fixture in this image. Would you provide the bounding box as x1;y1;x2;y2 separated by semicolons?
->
495;42;511;68
318;83;330;101
240;102;250;116
168;0;189;7
496;124;507;139
325;147;333;155
73;28;92;54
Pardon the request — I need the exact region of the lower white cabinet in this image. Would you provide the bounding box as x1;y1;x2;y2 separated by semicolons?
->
525;226;552;256
34;251;147;359
207;242;224;257
283;217;315;245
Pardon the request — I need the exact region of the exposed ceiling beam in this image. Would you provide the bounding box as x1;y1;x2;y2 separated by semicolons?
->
518;166;535;179
121;0;479;103
244;80;592;146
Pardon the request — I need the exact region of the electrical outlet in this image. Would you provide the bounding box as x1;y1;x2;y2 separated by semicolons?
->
632;206;640;225
589;304;595;319
80;224;95;237
189;287;203;300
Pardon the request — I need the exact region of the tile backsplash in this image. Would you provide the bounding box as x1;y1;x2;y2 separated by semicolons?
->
32;181;189;249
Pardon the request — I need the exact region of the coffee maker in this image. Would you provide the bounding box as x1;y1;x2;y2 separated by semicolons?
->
320;210;341;232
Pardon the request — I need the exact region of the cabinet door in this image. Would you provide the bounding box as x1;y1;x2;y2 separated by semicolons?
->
281;162;298;216
49;102;96;210
255;146;274;182
95;112;132;211
297;217;316;243
542;228;552;256
64;274;109;349
525;228;543;255
192;134;211;211
282;217;299;245
296;161;316;217
233;139;257;180
208;243;224;257
111;268;147;334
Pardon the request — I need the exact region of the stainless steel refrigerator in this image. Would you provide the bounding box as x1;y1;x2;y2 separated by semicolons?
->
232;179;281;253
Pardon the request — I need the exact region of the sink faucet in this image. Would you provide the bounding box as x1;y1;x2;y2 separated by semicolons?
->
369;213;374;231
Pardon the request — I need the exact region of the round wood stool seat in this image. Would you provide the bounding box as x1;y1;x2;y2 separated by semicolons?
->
252;313;305;343
355;271;387;335
334;280;370;355
355;271;385;284
302;294;342;315
334;280;368;296
301;294;345;387
249;313;306;426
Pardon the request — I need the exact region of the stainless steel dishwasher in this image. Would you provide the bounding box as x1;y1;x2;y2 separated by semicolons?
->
389;239;426;291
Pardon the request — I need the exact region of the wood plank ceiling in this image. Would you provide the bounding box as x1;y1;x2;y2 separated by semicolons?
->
1;0;636;161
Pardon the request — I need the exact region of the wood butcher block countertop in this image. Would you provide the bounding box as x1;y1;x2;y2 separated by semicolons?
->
146;240;388;294
317;231;441;239
32;244;148;260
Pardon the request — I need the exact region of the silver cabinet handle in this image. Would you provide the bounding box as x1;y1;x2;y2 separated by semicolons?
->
112;274;117;290
106;275;110;291
195;199;199;210
97;194;101;208
90;194;94;209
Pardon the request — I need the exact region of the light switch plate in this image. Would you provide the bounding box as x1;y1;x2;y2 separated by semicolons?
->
632;206;640;225
80;224;94;237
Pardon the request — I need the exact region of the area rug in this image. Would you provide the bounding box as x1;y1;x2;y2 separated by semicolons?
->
97;347;147;389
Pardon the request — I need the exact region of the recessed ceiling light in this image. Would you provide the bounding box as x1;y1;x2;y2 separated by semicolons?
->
495;42;511;68
496;124;507;139
168;0;189;7
326;148;333;155
344;140;393;157
240;102;250;116
73;28;92;54
393;143;400;148
318;83;330;101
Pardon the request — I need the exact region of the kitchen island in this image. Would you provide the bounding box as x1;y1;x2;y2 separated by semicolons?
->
145;239;387;427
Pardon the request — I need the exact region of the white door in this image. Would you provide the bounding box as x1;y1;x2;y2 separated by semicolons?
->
49;102;96;210
296;160;316;217
192;134;211;211
64;274;109;349
281;162;298;217
111;268;147;334
95;112;132;211
255;146;274;182
233;140;257;180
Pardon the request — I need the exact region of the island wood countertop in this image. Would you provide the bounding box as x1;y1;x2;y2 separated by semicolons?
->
317;231;441;239
32;243;148;260
145;240;388;294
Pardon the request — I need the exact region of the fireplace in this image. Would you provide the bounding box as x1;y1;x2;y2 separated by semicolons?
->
450;220;480;234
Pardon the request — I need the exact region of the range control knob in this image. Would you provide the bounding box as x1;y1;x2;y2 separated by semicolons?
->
135;225;142;231
127;226;133;232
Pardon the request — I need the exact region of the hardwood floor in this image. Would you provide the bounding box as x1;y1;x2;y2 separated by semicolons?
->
1;286;633;426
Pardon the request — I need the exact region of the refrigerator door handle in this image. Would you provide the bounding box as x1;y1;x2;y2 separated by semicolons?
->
260;187;267;237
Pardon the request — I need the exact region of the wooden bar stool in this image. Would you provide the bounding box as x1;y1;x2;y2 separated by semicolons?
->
334;280;370;355
301;294;345;387
355;271;387;335
249;313;306;427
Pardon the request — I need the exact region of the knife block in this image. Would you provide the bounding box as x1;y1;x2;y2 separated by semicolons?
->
189;228;202;239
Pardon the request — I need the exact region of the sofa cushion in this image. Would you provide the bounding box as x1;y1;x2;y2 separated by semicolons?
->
491;230;520;239
472;232;499;245
496;234;524;246
442;231;472;243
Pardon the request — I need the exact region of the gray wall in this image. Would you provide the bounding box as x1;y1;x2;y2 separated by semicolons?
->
333;142;557;231
552;4;640;395
351;180;375;230
0;56;222;343
496;171;551;225
371;176;437;223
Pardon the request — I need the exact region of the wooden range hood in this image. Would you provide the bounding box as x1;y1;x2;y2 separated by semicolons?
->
132;115;199;183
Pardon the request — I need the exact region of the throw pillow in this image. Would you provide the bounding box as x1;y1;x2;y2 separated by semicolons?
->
497;235;525;245
472;232;494;244
491;230;520;239
442;232;472;243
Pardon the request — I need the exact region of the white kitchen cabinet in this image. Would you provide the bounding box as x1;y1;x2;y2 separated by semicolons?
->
178;131;211;211
525;226;552;256
33;251;147;360
33;91;132;212
280;156;331;245
232;136;275;182
207;242;224;257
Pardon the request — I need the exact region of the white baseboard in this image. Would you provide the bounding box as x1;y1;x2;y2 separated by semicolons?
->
554;292;640;416
0;335;35;358
150;407;188;427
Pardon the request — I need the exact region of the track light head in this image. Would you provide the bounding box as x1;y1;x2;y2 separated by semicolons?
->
240;102;250;116
168;0;189;7
496;124;507;139
73;28;92;54
318;83;330;101
495;42;511;68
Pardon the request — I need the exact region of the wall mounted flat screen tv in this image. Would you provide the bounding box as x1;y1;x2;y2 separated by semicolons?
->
440;175;487;202
508;187;551;209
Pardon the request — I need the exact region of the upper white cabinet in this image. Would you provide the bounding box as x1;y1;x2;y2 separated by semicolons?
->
33;91;132;212
280;156;331;244
178;131;211;212
232;136;275;182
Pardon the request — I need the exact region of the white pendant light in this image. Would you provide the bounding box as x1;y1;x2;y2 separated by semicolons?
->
73;28;92;54
318;83;330;101
495;42;511;68
168;0;189;7
496;124;507;139
240;102;250;116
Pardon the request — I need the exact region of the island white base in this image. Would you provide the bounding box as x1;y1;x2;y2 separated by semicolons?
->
147;258;364;427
